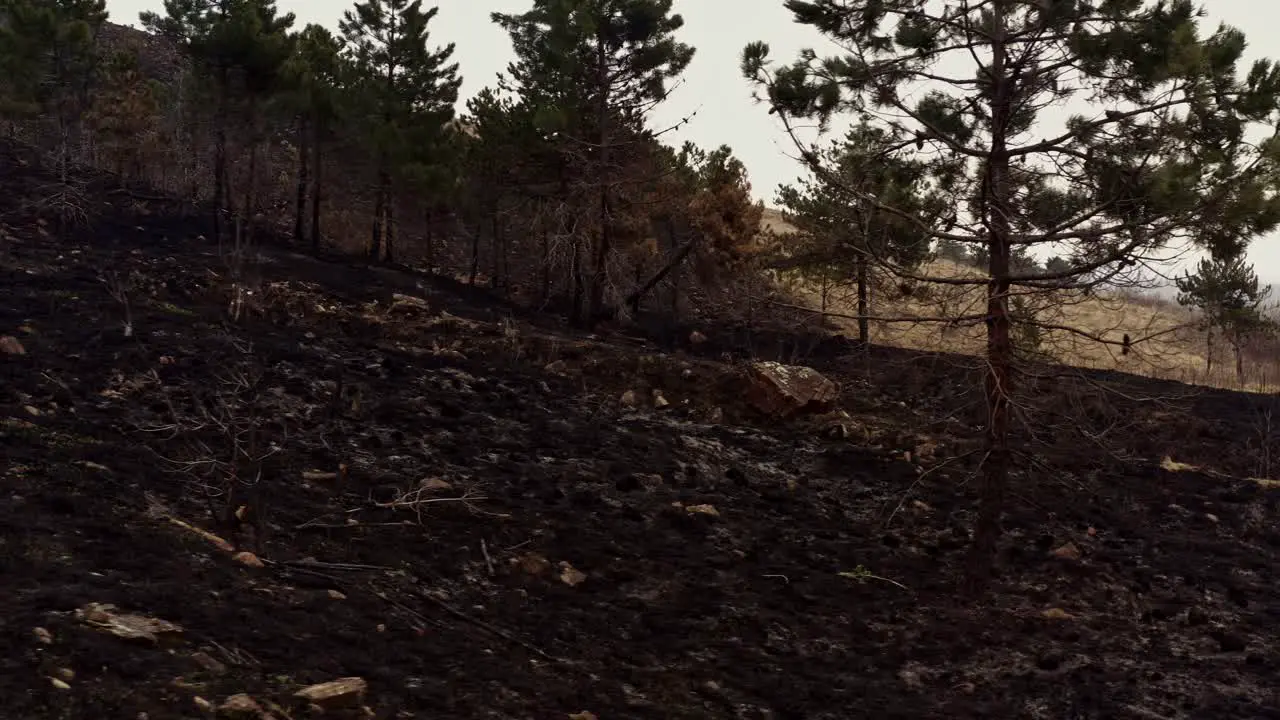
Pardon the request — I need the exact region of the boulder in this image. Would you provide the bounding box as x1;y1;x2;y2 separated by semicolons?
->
744;361;838;418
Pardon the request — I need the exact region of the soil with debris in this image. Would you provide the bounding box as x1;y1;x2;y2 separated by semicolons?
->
2;147;1279;720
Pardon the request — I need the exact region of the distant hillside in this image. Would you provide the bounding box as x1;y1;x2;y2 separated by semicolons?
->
758;208;1279;392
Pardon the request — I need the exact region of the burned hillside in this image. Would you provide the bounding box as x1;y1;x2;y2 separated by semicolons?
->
2;138;1279;719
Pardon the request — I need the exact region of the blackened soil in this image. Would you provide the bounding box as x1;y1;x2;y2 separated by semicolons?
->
2;152;1279;719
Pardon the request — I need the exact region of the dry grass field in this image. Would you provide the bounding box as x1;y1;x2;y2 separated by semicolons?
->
758;209;1280;392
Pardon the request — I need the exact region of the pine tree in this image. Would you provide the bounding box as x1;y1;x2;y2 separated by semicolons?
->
775;122;942;342
493;0;695;324
85;49;163;179
284;24;345;250
744;0;1280;588
0;0;107;227
340;0;461;262
1177;251;1274;384
141;0;296;244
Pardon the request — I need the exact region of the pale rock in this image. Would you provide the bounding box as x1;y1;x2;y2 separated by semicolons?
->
32;626;53;645
0;335;26;355
293;677;368;709
74;603;183;644
218;693;265;718
233;552;264;569
620;390;639;407
1050;542;1081;561
420;477;452;492
558;562;588;587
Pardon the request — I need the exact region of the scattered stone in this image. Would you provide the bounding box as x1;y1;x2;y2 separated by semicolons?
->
327;590;347;601
293;677;368;710
897;667;924;690
218;693;265;718
54;668;75;682
193;696;214;713
0;335;25;355
49;677;71;690
1041;607;1073;621
233;552;264;569
75;603;183;644
517;553;551;576
559;562;588;587
744;361;839;418
1205;513;1220;524
190;651;228;675
544;360;569;375
420;477;452;492
688;330;707;345
388;293;429;313
1050;542;1081;561
23;405;40;417
652;389;670;408
620;390;638;407
32;626;53;645
685;504;720;518
301;470;339;484
569;713;599;720
706;407;724;423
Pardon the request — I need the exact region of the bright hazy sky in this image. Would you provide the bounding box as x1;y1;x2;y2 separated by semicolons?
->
106;0;1280;285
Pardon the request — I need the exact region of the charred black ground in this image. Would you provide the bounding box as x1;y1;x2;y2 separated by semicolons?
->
2;146;1279;719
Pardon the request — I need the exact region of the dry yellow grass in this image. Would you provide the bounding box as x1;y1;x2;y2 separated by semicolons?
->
757;208;1280;392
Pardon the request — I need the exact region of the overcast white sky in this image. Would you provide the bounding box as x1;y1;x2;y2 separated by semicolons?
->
106;0;1280;286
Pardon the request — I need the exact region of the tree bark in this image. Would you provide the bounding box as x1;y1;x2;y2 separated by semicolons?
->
310;123;323;251
856;255;870;343
212;65;229;245
585;30;612;326
968;3;1014;592
294;115;309;243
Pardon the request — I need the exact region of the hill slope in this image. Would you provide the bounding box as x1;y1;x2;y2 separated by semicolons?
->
759;208;1275;391
2;147;1279;718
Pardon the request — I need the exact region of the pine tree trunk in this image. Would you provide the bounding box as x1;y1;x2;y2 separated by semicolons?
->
294;116;309;243
586;31;612;326
385;188;395;264
968;7;1015;592
213;67;229;245
311;126;323;251
856;256;869;343
1235;339;1245;387
571;237;585;323
469;212;483;285
244;139;258;252
370;179;384;260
